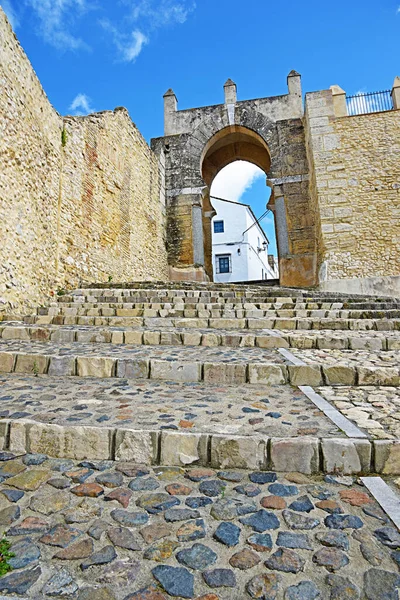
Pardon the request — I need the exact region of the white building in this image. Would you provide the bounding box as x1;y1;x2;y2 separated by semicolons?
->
211;197;279;283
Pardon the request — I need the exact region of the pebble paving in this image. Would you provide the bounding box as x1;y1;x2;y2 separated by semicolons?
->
0;454;398;599
319;386;400;439
0;375;341;437
292;348;400;368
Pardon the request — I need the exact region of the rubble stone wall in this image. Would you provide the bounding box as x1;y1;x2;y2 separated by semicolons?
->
0;9;168;312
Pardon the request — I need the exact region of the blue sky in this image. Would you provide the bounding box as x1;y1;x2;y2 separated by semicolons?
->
2;0;400;255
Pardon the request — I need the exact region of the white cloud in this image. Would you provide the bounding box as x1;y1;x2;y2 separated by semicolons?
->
129;0;196;28
25;0;90;51
69;93;95;115
101;20;148;62
104;0;195;61
1;0;19;29
397;5;400;13
210;161;265;204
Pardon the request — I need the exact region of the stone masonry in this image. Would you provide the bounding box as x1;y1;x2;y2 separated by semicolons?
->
0;281;399;597
0;9;168;314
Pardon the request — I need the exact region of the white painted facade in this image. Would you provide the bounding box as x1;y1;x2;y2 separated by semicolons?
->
211;198;279;283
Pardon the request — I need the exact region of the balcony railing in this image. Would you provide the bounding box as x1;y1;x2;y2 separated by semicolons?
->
346;90;393;116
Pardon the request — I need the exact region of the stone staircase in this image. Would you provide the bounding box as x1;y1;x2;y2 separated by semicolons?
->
1;282;400;476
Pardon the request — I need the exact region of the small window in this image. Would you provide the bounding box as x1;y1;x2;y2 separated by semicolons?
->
216;254;231;274
214;220;224;233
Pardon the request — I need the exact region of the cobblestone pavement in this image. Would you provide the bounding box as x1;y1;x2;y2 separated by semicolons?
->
319;386;400;439
0;454;399;599
0;376;341;438
291;349;400;368
0;342;284;364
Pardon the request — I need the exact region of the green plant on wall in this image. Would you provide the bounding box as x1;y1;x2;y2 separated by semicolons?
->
0;537;14;577
61;127;68;147
32;360;39;377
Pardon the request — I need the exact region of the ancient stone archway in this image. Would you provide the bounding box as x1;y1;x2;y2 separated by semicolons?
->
151;73;317;287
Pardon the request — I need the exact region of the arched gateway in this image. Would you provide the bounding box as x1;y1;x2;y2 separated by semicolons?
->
151;73;317;287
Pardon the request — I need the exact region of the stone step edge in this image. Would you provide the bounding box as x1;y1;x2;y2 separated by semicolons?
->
3;315;400;332
0;352;399;386
2;418;400;475
23;308;400;319
0;324;397;350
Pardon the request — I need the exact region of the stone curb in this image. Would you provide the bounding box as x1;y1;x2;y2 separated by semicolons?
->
1;324;398;351
2;419;400;474
0;351;399;386
4;316;400;332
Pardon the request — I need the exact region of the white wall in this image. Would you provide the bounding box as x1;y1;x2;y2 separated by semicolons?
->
211;199;277;283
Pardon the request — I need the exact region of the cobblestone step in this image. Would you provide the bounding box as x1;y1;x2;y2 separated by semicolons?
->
33;306;400;319
6;314;400;331
1;322;400;351
0;341;399;386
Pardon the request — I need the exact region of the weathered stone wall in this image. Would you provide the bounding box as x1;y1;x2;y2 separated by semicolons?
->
0;8;168;312
59;110;168;290
0;8;63;311
305;90;400;289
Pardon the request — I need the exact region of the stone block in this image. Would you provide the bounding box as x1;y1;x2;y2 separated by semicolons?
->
8;421;26;454
387;339;400;350
349;338;384;351
288;365;323;386
316;337;347;349
124;331;144;345
270;438;319;474
203;363;247;384
0;352;15;373
247;319;276;330
201;333;221;347
209;319;246;330
160;332;182;346
144;331;161;345
116;359;149;379
210;435;266;470
357;367;400;386
30;327;51;341
26;423;112;460
76;357;116;378
1;326;30;341
48;356;76;376
255;336;289;349
111;331;124;344
323;366;356;385
321;439;371;475
160;432;208;466
289;336;316;349
0;421;10;452
15;354;48;375
183;332;202;346
151;360;201;382
374;441;400;474
248;364;287;385
115;429;158;464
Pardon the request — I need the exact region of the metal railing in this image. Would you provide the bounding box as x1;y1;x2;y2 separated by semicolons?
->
346;90;393;116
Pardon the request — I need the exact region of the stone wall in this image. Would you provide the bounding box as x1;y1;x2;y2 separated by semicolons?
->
0;9;168;312
59;110;168;290
0;8;63;312
305;89;400;291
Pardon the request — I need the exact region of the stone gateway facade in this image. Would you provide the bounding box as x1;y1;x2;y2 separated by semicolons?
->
1;7;400;310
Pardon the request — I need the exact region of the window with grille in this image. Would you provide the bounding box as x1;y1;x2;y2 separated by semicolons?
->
214;220;224;233
216;254;231;274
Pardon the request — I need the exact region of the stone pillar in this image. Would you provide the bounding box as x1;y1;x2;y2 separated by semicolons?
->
392;76;400;110
287;70;302;98
163;89;178;136
330;85;347;117
287;70;303;117
224;79;237;105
